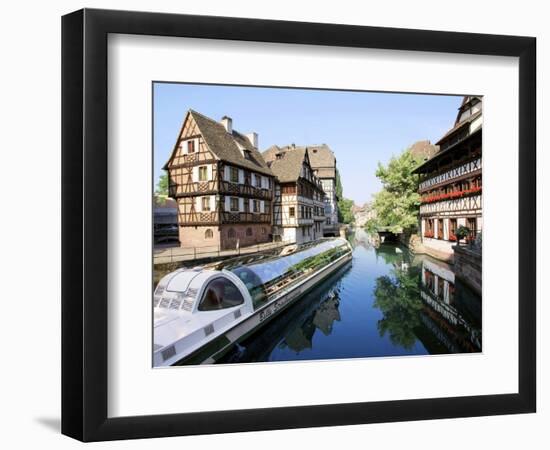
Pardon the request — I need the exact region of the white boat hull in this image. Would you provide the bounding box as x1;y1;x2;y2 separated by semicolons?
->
173;251;353;365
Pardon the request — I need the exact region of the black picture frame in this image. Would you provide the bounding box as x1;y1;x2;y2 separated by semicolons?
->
61;8;536;442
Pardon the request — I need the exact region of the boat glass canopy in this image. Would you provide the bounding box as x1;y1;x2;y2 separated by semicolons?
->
227;238;350;308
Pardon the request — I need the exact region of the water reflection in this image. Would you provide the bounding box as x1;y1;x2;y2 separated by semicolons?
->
373;245;481;354
222;266;348;363
208;230;481;363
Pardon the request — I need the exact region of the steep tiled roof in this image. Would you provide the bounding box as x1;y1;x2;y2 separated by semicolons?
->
408;140;439;162
264;147;307;183
263;143;336;179
435;109;482;146
186;110;273;176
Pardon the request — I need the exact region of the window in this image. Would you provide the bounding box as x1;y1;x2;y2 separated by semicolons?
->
230;167;239;183
228;228;236;239
302;227;306;237
282;185;296;194
289;207;295;218
230;197;239;212
450;219;457;234
301;206;305;218
261;227;266;235
243;198;250;213
198;277;244;311
246;227;253;237
467;218;477;234
198;166;208;181
253;200;260;213
187;140;195;153
449;219;457;241
244;171;251;185
255;174;262;188
201;196;211;211
244;150;252;160
204;229;213;239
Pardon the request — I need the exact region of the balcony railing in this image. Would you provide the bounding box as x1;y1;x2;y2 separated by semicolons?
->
421;186;481;204
177;211;272;225
419;194;482;215
221;212;271;224
220;181;273;200
419;157;481;191
169;180;217;197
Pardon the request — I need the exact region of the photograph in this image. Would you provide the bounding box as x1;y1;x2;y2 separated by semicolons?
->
152;84;483;367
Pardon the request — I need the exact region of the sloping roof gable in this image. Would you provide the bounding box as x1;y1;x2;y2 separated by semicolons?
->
164;110;273;176
189;110;273;176
265;147;307;183
263;143;336;178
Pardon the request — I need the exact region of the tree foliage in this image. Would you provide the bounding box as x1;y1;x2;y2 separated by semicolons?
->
366;149;422;233
373;266;422;350
155;172;169;197
335;169;355;224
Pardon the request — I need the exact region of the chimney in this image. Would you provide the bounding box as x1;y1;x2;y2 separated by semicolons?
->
221;116;232;133
245;132;258;149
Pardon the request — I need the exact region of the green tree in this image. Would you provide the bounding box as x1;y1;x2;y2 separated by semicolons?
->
338;198;355;224
366;149;423;234
373;266;423;350
335;169;355;224
155;173;169;197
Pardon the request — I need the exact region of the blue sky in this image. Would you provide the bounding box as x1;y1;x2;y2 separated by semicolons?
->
153;83;462;205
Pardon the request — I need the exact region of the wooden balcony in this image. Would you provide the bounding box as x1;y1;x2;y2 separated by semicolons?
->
177;211;220;225
419;157;481;192
169;180;217;197
177;210;272;225
221;212;271;224
419;194;482;216
219;181;273;200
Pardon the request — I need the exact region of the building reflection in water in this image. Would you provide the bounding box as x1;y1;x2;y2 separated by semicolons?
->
419;258;481;353
219;234;481;364
221;266;347;363
282;295;341;353
373;244;481;354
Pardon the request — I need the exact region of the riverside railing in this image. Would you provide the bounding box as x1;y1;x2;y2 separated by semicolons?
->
154;239;294;265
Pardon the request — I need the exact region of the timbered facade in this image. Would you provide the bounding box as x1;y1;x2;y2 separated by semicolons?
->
263;147;326;244
264;144;339;236
164;110;275;250
413;96;483;258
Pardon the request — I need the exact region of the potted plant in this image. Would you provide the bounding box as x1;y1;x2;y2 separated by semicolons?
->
455;225;471;245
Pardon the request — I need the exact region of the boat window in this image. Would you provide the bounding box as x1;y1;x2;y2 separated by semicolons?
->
229;239;350;310
198;277;244;311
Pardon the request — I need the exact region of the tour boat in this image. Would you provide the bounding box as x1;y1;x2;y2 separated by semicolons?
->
153;238;353;366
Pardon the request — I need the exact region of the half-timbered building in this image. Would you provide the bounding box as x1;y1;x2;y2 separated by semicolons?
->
263;147;326;244
164;110;275;250
413;96;483;260
264;144;339;236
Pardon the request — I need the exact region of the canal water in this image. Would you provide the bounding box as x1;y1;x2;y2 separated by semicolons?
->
218;229;482;364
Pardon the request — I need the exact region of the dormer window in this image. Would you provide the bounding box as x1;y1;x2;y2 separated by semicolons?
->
276;152;285;160
230;167;239;183
244;150;252;160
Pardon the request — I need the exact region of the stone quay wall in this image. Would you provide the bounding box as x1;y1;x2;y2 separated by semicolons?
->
453;245;482;295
